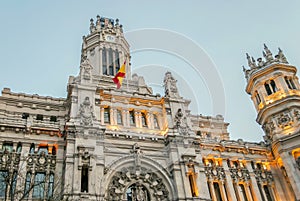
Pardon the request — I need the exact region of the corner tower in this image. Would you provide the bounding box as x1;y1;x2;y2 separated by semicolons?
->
244;44;300;199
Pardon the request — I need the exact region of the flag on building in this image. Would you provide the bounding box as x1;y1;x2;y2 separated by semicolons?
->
112;60;126;89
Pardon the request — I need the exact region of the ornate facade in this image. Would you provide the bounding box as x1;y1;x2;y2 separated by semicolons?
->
0;15;299;201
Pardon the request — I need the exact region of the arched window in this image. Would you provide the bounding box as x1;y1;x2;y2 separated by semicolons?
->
102;47;107;75
108;48;114;76
16;142;22;153
153;115;159;129
38;145;48;155
265;80;277;95
285;76;297;90
117;110;123;125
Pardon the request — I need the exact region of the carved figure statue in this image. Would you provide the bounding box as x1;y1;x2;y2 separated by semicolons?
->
79;97;95;126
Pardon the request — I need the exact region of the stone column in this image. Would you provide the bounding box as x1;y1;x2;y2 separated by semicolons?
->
208;180;217;201
281;152;300;199
244;182;254;201
100;107;104;125
219;180;228;201
135;111;141;128
223;161;236;201
245;162;262;201
197;166;211;200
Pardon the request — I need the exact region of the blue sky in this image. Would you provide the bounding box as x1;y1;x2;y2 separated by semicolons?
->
1;1;300;142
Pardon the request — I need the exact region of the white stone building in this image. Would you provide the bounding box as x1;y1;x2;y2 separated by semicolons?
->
0;15;299;201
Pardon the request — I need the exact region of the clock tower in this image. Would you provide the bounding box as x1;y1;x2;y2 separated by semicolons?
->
81;15;131;83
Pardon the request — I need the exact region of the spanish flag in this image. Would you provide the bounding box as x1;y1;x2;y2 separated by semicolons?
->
112;60;126;89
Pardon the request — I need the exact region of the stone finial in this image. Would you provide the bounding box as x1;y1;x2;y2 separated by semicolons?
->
116;18;119;26
263;44;274;62
90;18;96;33
96;15;101;30
246;53;256;69
257;58;264;67
278;48;288;64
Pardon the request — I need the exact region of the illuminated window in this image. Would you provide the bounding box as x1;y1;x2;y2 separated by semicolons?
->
104;107;110;123
141;113;147;127
81;165;89;192
102;47;107;75
32;173;45;199
285;76;296;90
109;48;114;76
214;182;223;201
117;110;122;125
238;184;248;201
129;110;135;126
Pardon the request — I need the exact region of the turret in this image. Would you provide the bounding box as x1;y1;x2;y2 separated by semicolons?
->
244;45;300;199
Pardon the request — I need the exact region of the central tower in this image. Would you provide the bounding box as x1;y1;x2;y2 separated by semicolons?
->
82;15;130;82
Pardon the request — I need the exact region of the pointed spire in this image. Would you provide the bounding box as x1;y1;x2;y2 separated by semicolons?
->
278;48;288;64
263;43;273;62
246;53;256;69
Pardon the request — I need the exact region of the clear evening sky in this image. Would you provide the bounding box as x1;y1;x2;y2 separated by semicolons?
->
1;1;300;142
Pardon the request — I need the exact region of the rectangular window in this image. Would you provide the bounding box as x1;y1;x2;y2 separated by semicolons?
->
153;115;159;129
117;110;123;125
109;48;114;76
50;116;57;122
129;110;135;126
22;113;29;119
104;107;110;123
239;184;248;201
36;114;43;121
81;165;89;193
33;173;45;199
141;113;147;127
263;185;273;201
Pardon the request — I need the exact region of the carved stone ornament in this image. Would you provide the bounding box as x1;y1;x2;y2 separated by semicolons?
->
294;110;300;121
204;166;225;181
78;97;96;126
106;166;169;201
174;109;190;135
230;167;250;182
262;121;275;135
80;57;93;80
277;113;291;128
254;169;274;183
164;71;179;98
